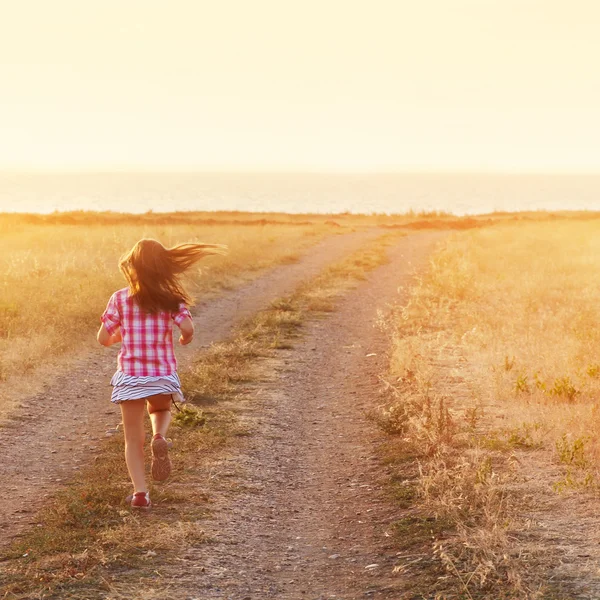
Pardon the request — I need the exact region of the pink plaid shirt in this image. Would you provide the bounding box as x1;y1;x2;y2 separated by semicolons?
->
101;288;192;377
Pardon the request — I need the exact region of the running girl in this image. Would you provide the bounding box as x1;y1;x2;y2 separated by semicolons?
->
97;238;226;509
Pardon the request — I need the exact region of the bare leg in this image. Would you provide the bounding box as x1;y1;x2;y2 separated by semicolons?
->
147;394;172;438
147;394;173;481
120;399;148;493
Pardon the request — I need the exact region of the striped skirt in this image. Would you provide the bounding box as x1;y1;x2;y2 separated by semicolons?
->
110;371;185;404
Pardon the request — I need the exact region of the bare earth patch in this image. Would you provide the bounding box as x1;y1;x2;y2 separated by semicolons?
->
111;233;444;599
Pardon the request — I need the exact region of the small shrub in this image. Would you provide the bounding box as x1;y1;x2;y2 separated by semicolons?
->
549;377;580;402
373;402;410;435
555;434;587;468
392;482;417;508
506;422;543;449
173;406;207;428
533;372;546;392
587;364;600;378
514;374;529;394
553;469;595;493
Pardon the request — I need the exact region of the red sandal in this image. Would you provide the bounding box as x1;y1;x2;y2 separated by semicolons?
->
127;491;152;509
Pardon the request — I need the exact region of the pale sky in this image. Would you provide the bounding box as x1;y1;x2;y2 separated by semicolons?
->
1;0;599;171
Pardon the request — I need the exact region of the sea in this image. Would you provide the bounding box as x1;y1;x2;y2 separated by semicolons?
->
0;172;599;215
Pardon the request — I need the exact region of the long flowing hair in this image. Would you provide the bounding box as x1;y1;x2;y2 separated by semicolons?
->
119;239;227;313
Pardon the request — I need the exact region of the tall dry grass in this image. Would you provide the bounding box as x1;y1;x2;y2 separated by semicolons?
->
378;221;600;597
400;221;600;464
0;218;333;390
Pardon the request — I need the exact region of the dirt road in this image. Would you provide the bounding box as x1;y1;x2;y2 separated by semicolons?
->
0;228;385;549
118;232;444;600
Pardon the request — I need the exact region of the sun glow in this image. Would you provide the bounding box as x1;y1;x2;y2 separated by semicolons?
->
1;0;600;172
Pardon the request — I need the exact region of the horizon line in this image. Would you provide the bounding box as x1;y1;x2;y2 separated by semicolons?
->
2;167;600;176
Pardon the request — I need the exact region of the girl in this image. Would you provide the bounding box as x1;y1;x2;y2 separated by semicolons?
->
98;238;226;509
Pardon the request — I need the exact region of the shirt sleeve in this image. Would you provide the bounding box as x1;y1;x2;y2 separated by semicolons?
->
100;293;121;336
172;302;192;326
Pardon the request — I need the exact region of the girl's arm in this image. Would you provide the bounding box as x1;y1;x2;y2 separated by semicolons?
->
97;323;122;346
177;316;194;345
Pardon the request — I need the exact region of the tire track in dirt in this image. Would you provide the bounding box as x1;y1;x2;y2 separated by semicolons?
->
0;228;384;549
124;232;445;600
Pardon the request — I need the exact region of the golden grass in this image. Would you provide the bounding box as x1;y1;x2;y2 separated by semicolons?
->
6;207;600;228
0;218;340;410
375;221;600;598
403;221;600;466
0;232;399;599
2;208;595;397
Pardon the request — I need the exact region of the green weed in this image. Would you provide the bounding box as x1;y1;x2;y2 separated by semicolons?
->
553;469;595;493
533;372;546;392
586;364;600;378
514;374;529;394
173;406;207;428
506;422;543;450
549;377;580;402
372;401;410;435
555;434;588;468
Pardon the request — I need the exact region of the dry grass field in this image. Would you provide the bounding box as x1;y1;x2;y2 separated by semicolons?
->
0;214;338;396
0;207;525;400
5;211;600;599
378;219;600;597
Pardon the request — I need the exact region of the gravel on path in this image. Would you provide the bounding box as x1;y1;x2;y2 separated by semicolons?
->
127;232;444;600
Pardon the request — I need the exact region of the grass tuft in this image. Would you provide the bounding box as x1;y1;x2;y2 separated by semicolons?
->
172;405;207;428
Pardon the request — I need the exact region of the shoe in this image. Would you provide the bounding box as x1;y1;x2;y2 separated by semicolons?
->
128;491;151;509
151;433;172;481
